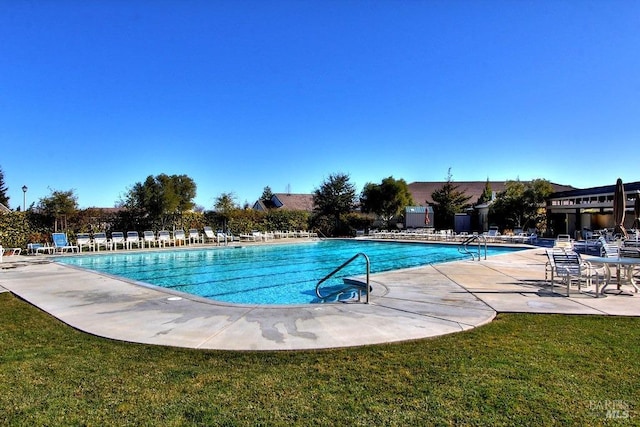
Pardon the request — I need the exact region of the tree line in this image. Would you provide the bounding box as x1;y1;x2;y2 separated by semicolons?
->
0;165;554;248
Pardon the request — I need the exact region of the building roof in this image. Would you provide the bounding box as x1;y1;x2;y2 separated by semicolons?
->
0;202;10;213
253;193;315;212
546;180;640;212
408;181;576;206
549;181;640;199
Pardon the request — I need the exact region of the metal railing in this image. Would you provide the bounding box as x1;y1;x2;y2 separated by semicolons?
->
458;235;487;261
314;228;328;240
316;252;370;303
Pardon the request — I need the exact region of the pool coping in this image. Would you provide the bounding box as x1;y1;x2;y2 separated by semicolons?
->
1;244;639;351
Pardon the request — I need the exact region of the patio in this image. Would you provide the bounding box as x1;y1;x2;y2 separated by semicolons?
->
1;247;639;350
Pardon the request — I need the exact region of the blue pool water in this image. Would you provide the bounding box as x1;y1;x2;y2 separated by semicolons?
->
55;240;520;305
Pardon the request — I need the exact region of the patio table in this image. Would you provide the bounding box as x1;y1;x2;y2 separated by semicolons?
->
587;257;640;295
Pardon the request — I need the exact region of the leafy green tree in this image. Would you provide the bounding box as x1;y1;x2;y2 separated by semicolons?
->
172;174;197;214
313;173;357;236
490;179;526;230
0;166;9;208
490;178;554;231
214;192;238;233
431;169;472;230
122;174;197;230
360;176;414;229
38;189;79;232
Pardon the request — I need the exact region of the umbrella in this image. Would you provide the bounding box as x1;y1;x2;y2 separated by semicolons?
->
612;178;628;239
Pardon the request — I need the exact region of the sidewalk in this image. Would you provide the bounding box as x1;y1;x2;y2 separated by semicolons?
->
1;248;638;350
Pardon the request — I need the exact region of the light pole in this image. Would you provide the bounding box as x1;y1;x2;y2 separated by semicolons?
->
22;185;27;211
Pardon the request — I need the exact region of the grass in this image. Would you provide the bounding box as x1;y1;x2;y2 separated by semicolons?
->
1;292;638;426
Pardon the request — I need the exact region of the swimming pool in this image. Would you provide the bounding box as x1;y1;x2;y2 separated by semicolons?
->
55;240;521;305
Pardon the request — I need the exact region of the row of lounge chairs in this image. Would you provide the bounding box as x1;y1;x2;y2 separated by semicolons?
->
33;227;236;254
32;227;319;254
368;229;538;244
238;230;317;242
559;234;640;258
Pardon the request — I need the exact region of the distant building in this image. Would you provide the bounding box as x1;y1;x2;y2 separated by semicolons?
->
408;181;575;232
407;181;575;207
0;203;10;213
546;181;640;238
253;193;315;212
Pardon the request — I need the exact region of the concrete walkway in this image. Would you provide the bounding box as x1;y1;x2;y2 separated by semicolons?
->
1;247;639;350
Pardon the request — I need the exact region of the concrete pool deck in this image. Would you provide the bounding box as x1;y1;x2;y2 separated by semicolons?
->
1;246;639;350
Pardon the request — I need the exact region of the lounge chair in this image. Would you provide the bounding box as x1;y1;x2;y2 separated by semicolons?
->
34;243;54;255
188;228;202;245
143;231;157;248
126;231;142;249
485;227;500;243
203;226;217;243
27;243;45;255
620;247;640;258
158;230;173;247
204;226;232;244
1;246;22;259
216;231;228;245
599;237;620;258
93;232;110;251
173;229;187;246
573;237;600;254
111;232;126;250
548;249;600;296
239;232;256;242
76;233;94;252
52;232;79;253
553;234;573;249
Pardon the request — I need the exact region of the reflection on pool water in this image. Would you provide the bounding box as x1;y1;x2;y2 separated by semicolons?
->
55;240;521;305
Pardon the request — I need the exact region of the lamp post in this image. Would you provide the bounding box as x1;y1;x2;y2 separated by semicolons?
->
22;185;27;211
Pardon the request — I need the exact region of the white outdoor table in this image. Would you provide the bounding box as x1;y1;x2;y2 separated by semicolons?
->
587;257;640;294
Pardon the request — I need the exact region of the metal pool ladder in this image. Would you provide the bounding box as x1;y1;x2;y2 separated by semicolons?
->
316;253;370;304
458;234;487;261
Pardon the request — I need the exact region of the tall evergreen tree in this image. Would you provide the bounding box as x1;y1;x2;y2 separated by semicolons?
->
313;173;357;235
431;168;472;230
477;178;493;205
260;186;274;201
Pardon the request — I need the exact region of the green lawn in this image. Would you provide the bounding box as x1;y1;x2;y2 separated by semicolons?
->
1;292;638;426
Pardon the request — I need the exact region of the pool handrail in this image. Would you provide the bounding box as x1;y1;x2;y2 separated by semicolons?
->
458;234;487;261
316;252;370;304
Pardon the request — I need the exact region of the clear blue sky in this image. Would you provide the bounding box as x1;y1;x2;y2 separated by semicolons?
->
2;0;639;209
